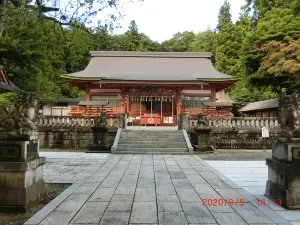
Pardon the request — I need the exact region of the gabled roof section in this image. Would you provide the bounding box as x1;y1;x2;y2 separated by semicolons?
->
61;51;237;82
239;98;279;112
216;90;235;103
0;68;19;92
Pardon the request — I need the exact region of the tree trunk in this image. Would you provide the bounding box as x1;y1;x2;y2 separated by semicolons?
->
0;0;5;38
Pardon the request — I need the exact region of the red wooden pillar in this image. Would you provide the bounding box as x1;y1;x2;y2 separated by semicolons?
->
211;87;216;102
176;99;182;126
85;83;90;116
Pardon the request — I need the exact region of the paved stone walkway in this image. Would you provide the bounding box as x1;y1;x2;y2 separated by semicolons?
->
25;153;294;225
207;160;300;225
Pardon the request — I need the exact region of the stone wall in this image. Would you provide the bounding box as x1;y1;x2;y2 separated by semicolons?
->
188;128;281;149
38;127;117;149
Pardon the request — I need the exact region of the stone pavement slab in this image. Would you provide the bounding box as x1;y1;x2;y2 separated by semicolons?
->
206;159;300;225
23;152;297;225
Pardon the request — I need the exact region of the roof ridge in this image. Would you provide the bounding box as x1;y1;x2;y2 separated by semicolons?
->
89;51;213;58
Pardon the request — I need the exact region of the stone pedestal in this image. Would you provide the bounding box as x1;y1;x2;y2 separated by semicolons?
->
265;139;300;209
0;139;45;212
87;126;110;153
194;127;214;152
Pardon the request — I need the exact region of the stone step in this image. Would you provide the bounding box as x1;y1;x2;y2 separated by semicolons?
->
114;151;189;155
117;143;187;148
121;132;183;137
120;136;184;141
120;134;183;137
122;132;182;134
122;130;182;134
116;129;189;154
118;140;186;144
123;130;182;133
116;148;188;152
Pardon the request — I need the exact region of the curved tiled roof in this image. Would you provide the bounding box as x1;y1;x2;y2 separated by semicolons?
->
61;51;237;82
239;98;279;112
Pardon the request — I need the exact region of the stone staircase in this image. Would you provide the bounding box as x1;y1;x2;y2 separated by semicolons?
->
113;129;192;154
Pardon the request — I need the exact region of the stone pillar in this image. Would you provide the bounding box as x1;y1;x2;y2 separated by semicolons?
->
0;141;45;212
179;112;190;130
265;93;300;209
265;138;300;209
194;127;214;152
116;113;125;129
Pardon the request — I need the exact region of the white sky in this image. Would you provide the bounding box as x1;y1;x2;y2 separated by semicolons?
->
97;0;246;43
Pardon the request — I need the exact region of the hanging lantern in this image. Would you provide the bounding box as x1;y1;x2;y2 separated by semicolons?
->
165;97;167;102
158;97;161;101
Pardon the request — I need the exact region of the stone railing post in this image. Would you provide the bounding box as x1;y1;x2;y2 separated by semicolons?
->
179;112;190;130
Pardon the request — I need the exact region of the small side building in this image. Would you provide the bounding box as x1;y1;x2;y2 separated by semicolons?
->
42;98;84;116
239;98;279;117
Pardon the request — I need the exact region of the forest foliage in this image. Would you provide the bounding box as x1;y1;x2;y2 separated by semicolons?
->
0;0;299;105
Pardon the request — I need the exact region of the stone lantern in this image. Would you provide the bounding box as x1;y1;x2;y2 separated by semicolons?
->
87;111;110;153
193;113;214;152
265;93;300;209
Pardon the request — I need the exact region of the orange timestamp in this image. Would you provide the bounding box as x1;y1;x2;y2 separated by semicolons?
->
256;198;282;206
202;198;245;206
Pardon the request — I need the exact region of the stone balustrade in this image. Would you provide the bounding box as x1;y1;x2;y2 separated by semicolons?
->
35;115;119;128
37;115;279;130
189;117;279;129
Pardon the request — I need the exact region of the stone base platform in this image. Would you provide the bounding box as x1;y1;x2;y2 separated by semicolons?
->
87;144;111;153
265;158;300;209
0;157;45;212
195;145;215;152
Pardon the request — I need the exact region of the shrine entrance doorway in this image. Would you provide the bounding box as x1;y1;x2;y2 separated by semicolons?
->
127;96;178;127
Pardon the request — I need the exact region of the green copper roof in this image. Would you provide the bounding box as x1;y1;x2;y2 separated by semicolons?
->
61;75;101;81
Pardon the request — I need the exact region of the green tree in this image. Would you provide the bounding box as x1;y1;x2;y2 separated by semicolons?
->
215;24;244;76
216;0;232;31
245;7;300;94
244;0;300;20
0;0;143;38
160;31;195;52
125;20;141;51
251;40;300;93
0;8;66;103
189;30;216;54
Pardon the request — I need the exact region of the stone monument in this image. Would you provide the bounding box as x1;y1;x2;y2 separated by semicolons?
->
193;113;214;152
265;93;300;209
87;111;110;153
0;91;45;212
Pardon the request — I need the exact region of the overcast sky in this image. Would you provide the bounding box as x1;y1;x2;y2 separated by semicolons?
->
96;0;245;43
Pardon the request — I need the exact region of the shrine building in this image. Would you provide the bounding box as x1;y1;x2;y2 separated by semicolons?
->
61;51;237;126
